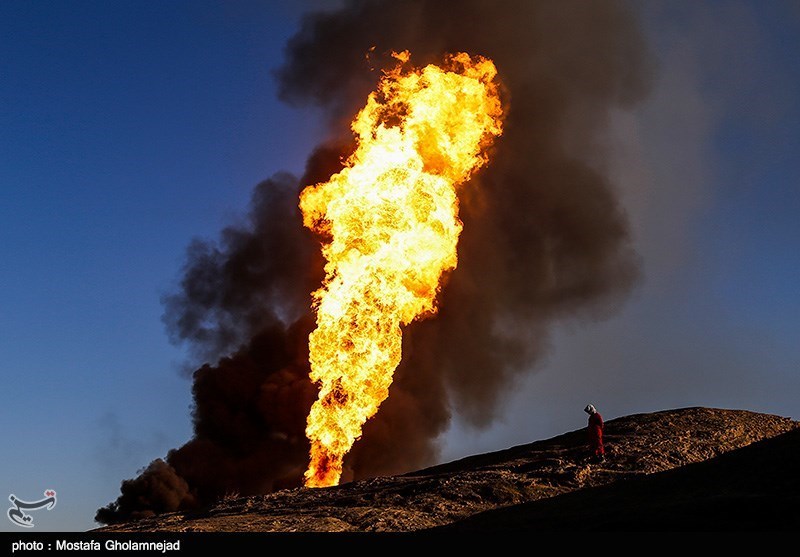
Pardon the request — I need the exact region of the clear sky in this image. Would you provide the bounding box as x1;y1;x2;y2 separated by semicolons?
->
1;1;798;531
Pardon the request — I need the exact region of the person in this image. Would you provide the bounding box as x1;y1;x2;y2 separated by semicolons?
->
584;404;605;462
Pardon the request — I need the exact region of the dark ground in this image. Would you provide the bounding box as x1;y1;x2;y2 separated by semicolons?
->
95;407;797;532
439;424;800;531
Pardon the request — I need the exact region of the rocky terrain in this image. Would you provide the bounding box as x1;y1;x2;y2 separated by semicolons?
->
95;407;797;532
440;425;800;531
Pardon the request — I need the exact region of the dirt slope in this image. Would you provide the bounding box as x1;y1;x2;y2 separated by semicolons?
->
439;425;800;531
95;407;797;532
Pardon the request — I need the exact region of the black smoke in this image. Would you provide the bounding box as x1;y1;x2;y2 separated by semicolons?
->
97;0;652;523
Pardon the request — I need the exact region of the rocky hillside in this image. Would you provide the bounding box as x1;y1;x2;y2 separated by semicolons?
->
440;425;800;531
95;407;797;532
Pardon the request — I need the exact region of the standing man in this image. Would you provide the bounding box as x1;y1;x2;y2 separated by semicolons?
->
584;404;605;462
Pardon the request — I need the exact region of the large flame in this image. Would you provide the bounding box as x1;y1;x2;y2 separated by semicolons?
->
300;51;504;487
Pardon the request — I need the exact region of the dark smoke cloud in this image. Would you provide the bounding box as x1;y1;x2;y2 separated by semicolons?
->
97;0;652;523
97;317;319;523
160;172;321;366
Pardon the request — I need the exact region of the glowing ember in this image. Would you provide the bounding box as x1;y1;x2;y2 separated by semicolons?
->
300;51;504;487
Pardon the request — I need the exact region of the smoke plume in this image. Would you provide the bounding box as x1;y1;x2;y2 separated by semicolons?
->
97;0;651;523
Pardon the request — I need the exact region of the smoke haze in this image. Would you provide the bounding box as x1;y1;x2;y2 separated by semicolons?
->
97;0;653;523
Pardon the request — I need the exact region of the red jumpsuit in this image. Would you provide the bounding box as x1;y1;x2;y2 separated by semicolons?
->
588;412;605;456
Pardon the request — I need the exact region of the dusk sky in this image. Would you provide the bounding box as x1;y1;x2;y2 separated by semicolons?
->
2;1;798;531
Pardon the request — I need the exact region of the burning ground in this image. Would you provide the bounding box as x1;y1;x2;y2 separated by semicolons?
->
95;408;799;532
98;0;653;523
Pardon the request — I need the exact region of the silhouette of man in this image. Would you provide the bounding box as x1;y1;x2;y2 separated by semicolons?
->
584;404;605;462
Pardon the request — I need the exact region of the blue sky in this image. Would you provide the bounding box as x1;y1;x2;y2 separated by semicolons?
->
1;1;798;531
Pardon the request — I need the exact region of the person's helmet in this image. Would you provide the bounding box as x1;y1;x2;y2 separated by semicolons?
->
584;404;596;414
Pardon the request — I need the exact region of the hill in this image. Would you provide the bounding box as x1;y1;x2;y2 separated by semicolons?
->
438;425;800;531
95;407;797;532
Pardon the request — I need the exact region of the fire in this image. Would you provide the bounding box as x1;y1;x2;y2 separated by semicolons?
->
300;51;504;487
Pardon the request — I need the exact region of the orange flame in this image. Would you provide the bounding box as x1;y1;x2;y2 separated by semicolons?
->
300;51;504;487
